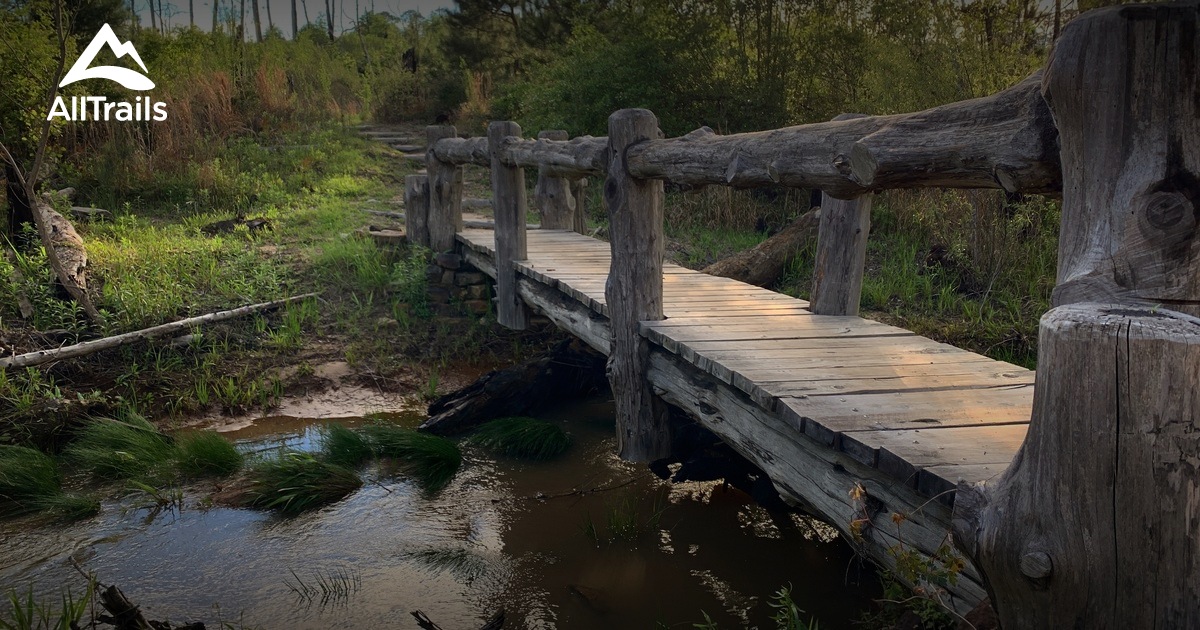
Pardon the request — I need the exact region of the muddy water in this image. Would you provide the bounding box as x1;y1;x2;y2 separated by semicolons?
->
0;398;878;628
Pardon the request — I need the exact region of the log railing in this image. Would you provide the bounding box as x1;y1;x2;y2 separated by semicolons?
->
404;3;1198;625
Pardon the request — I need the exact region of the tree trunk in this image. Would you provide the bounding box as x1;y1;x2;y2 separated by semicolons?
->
212;0;219;32
239;0;246;39
952;4;1200;627
252;0;262;41
291;0;298;37
4;162;35;241
189;0;194;27
149;0;157;32
702;208;819;287
324;0;334;39
265;0;273;33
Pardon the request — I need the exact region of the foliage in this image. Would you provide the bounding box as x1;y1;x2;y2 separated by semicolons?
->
0;581;93;630
63;415;176;481
469;416;570;460
175;430;244;477
318;422;373;467
360;423;461;493
0;444;97;522
243;451;363;515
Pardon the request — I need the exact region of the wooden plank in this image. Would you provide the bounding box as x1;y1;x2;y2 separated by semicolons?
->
835;424;1027;491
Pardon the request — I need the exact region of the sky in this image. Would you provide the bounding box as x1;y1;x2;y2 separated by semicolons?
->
131;0;455;35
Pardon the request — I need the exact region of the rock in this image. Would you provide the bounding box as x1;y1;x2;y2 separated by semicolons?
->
424;264;443;283
441;270;456;286
428;286;452;304
375;316;399;330
435;252;462;270
463;299;490;315
455;271;486;286
465;284;489;300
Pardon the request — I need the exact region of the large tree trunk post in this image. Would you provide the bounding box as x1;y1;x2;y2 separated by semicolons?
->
953;4;1200;627
605;108;670;463
534;130;576;229
426;125;463;253
809;193;871;315
404;174;429;249
489;121;530;330
571;177;588;234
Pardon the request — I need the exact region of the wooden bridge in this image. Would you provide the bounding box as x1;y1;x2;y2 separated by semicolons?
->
396;5;1200;627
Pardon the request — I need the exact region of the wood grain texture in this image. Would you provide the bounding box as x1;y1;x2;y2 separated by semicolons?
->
571;178;588;234
1045;3;1200;317
534;130;577;229
810;194;871;315
623;73;1059;198
426;125;463;252
403;174;430;248
954;303;1200;628
489;121;530;330
605;109;670;463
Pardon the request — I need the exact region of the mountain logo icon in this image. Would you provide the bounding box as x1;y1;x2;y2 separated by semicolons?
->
59;24;155;91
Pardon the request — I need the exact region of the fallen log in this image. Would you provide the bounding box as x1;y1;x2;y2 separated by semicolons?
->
98;584;153;630
0;293;320;369
420;339;607;435
701;209;820;287
70;206;111;220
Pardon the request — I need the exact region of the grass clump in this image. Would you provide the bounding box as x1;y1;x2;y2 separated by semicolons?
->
361;423;461;493
176;430;243;477
0;445;99;522
0;445;61;517
319;423;373;467
64;416;176;481
244;452;363;515
469;417;570;460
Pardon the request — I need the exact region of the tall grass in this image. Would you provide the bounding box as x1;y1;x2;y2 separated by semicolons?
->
243;452;363;515
469;417;571;460
319;423;373;468
176;430;244;477
0;445;98;522
63;416;177;481
361;424;461;494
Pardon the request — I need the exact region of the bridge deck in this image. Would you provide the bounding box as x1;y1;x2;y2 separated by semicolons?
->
458;228;1033;501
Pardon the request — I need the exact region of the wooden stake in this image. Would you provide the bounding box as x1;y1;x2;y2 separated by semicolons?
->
404;174;430;248
534;130;576;229
425;125;462;252
605;108;670;463
489;121;530;330
810;193;871;315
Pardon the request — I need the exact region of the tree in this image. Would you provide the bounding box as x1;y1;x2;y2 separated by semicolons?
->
251;0;261;40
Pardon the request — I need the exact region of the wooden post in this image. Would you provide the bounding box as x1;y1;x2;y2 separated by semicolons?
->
404;174;429;249
534;130;576;229
605;108;670;463
571;178;588;234
809;193;871;315
953;4;1200;626
425;125;463;252
488;121;530;330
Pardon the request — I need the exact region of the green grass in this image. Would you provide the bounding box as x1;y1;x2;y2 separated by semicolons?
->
0;445;99;522
319;423;374;468
243;452;363;515
63;415;177;481
469;417;571;460
0;445;60;517
0;582;93;630
361;423;461;494
176;430;244;477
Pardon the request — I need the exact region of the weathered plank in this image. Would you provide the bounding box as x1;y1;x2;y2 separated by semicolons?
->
489;121;530;330
426;125;463;251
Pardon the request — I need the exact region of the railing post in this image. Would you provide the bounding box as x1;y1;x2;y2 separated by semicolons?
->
952;4;1200;626
425;125;462;252
534;130;575;229
488;121;530;330
404;174;430;249
605;108;670;463
809;193;872;315
571;177;588;234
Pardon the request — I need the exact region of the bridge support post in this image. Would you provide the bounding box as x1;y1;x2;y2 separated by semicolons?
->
953;4;1200;627
489;121;530;330
534;130;576;230
404;174;430;249
605;108;670;463
571;178;588;234
425;125;463;253
809;193;871;316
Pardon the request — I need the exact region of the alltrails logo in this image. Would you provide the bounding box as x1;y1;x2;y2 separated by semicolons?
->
47;24;167;122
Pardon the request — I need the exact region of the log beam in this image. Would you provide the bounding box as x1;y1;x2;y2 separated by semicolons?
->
533;130;576;229
605;108;670;463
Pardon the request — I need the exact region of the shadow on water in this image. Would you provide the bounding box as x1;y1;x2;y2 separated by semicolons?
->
0;397;879;629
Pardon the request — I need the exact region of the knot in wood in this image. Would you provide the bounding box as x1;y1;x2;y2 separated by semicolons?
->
1140;190;1195;233
1019;550;1052;580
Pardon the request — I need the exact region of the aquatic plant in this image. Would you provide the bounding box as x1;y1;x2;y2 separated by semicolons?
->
284;566;361;606
176;430;244;477
243;452;362;515
1;581;93;630
64;415;176;481
319;423;373;467
361;423;461;493
35;494;100;523
469;417;571;461
0;445;60;517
